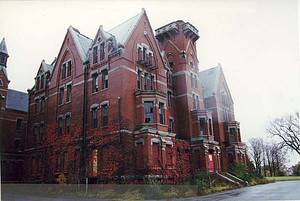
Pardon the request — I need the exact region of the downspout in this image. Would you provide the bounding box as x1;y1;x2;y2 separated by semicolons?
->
118;97;121;143
82;61;88;182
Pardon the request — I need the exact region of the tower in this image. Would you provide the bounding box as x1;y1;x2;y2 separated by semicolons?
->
155;21;204;140
0;38;9;108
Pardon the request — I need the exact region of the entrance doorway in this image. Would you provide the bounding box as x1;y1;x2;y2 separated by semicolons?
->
208;154;214;173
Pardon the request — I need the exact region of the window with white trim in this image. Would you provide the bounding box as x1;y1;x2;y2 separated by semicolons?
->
200;118;206;135
92;108;98;129
102;69;108;90
40;97;45;113
35;99;39;114
93;46;98;64
36;77;40;91
167;91;172;108
59;87;64;105
92;73;98;93
159;102;164;124
41;74;45;89
144;101;154;123
150;75;154;90
62;63;66;79
192;94;196;109
169;118;173;133
39;123;43;141
66;84;72;103
67;60;72;77
102;104;108;127
100;42;105;61
144;73;148;90
58;117;63;136
66;115;71;134
137;70;141;89
16;118;22;131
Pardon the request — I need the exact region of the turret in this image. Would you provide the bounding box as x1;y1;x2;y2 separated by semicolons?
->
0;38;9;67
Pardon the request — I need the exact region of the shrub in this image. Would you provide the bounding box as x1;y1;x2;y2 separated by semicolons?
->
143;179;164;199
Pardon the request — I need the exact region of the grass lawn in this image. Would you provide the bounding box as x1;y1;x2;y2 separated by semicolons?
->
265;176;300;181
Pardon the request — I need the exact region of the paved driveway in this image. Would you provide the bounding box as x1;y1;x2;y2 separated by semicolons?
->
2;181;300;200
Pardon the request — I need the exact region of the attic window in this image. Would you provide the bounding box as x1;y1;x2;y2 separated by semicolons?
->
98;37;101;41
169;62;174;69
0;78;3;86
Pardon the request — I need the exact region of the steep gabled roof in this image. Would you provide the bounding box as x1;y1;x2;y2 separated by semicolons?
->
0;38;8;56
108;8;145;47
199;64;221;98
6;89;28;112
68;26;93;62
42;60;54;74
200;63;234;104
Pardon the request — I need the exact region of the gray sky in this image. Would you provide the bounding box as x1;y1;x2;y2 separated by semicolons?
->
0;0;299;166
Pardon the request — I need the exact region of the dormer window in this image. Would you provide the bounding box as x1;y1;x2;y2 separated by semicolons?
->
62;63;66;79
36;77;40;91
100;43;105;61
93;46;98;64
138;47;142;61
67;60;72;77
40;74;44;89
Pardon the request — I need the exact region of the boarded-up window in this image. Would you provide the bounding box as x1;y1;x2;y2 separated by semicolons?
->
137;142;143;168
152;143;160;167
166;145;172;165
91;149;98;177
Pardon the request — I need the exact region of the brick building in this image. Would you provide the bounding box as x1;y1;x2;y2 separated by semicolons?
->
24;9;246;183
0;38;28;183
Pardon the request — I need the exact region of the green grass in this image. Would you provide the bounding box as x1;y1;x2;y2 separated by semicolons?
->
265;176;300;181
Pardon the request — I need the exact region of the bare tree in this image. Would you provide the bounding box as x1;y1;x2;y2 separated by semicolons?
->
266;112;300;155
265;141;287;176
248;138;264;175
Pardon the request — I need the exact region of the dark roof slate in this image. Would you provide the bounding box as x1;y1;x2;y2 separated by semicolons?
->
6;89;28;112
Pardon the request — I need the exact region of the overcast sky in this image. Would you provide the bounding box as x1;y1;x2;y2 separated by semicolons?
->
0;0;299;166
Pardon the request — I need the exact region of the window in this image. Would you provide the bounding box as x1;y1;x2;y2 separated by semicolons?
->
169;119;173;133
66;115;71;134
149;53;152;65
152;143;160;167
34;126;38;142
39;124;43;141
14;139;21;152
191;72;193;87
41;74;44;89
200;118;206;135
168;91;172;107
144;101;154;123
102;69;108;90
230;128;236;142
166;145;172;165
66;84;72;102
144;73;148;90
143;47;147;62
93;46;98;64
137;70;141;89
40;97;45;113
209;119;212;135
16;118;22;131
192;94;196;109
56;152;61;172
35;99;39;114
92;108;98;129
62;152;68;172
36;77;40;91
67;60;72;77
196;95;199;109
166;70;170;84
169;62;174;69
150;75;154;90
100;43;105;61
58;117;63;136
59;87;64;105
92;74;98;93
102;104;108;127
62;63;66;79
138;47;142;61
190;62;194;68
194;75;198;88
159;103;164;124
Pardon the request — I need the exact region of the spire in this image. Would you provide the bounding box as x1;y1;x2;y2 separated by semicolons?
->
0;38;9;56
0;38;9;67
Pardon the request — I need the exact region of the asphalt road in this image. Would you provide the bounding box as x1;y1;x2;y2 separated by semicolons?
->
2;181;300;200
